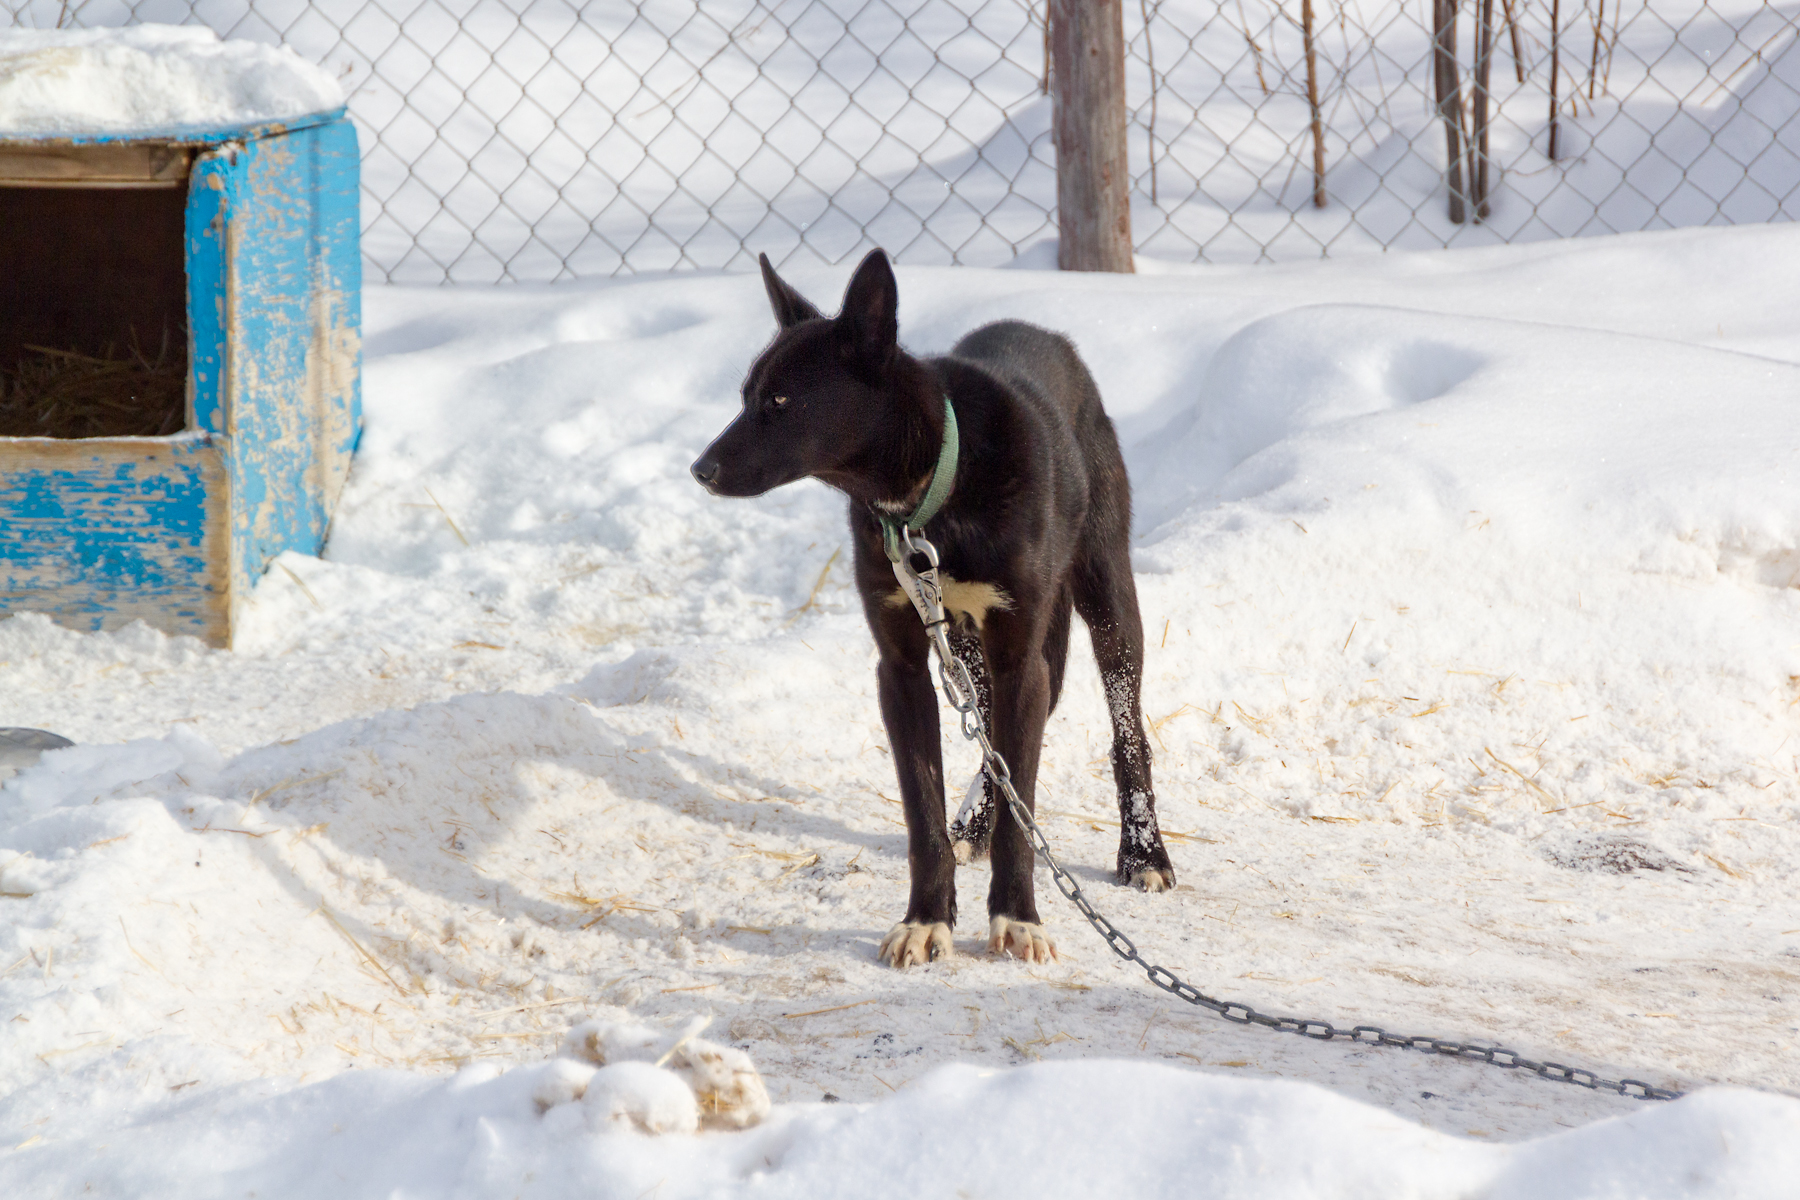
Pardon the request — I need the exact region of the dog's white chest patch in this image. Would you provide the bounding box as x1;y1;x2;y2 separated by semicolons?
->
885;574;1013;630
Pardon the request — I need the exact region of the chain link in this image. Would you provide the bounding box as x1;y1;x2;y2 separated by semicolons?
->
10;1;1794;280
892;529;1683;1104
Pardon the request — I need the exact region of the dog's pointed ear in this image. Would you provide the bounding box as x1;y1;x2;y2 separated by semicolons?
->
760;253;822;328
838;248;898;368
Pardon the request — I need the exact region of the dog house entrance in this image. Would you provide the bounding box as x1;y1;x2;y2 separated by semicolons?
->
0;142;193;439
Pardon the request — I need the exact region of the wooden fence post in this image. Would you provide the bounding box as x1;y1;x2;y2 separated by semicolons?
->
1051;0;1134;272
1548;0;1564;160
1301;0;1327;208
1431;0;1468;224
1473;0;1495;219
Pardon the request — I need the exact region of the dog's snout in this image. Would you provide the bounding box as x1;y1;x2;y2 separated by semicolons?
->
690;455;721;490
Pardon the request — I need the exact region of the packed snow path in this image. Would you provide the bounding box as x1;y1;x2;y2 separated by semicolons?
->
3;223;1800;1195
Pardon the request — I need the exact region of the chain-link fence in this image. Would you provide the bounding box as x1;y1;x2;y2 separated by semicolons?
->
5;0;1796;281
1131;0;1800;259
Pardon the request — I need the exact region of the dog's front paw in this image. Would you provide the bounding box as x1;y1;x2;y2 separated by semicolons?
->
986;917;1056;963
1127;867;1174;893
878;922;953;968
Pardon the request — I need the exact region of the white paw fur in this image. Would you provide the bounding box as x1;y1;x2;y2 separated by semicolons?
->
987;916;1056;963
1130;868;1172;893
879;921;953;968
952;840;974;865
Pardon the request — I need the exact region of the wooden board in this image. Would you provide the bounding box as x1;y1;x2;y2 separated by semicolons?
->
0;435;231;644
0;142;191;187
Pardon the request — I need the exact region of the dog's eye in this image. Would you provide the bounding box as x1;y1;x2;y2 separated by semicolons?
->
771;395;789;408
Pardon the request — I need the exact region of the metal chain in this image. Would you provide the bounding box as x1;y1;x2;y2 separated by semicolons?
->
889;528;1682;1103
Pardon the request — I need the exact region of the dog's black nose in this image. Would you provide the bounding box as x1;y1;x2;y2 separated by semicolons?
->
691;457;721;490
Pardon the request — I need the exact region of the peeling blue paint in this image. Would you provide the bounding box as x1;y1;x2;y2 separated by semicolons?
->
5;447;210;578
213;118;363;605
0;112;361;647
0;436;230;640
186;150;233;437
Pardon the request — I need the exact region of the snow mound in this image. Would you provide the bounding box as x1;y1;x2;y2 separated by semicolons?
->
1137;302;1800;531
5;1059;1796;1199
0;25;343;137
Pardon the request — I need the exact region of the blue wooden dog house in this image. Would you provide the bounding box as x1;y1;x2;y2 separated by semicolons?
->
0;110;361;647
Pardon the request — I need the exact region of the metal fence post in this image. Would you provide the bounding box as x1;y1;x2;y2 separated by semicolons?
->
1051;0;1134;272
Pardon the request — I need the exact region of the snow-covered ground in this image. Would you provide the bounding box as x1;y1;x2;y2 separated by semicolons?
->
4;222;1800;1195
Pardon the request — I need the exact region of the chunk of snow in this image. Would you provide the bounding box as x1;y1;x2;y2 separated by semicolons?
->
560;1016;770;1130
531;1058;597;1112
665;1036;772;1131
561;1017;666;1066
582;1061;700;1136
0;25;343;136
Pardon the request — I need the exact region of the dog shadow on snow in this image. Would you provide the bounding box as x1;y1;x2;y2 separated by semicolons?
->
209;688;926;970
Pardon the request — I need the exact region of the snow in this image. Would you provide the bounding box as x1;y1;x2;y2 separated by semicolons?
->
0;25;344;137
4;1061;1796;1199
0;730;70;784
4;220;1800;1194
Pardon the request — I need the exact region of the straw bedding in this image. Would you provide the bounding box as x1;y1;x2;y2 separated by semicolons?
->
0;340;185;439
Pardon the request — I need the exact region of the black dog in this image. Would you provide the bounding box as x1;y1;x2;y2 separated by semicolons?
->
691;249;1174;967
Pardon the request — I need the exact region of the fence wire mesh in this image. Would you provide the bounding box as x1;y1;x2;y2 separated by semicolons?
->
5;0;1795;281
1131;0;1800;259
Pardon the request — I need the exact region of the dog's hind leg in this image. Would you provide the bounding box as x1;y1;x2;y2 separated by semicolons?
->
1073;548;1176;892
946;621;996;864
949;588;1069;865
1043;583;1073;715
